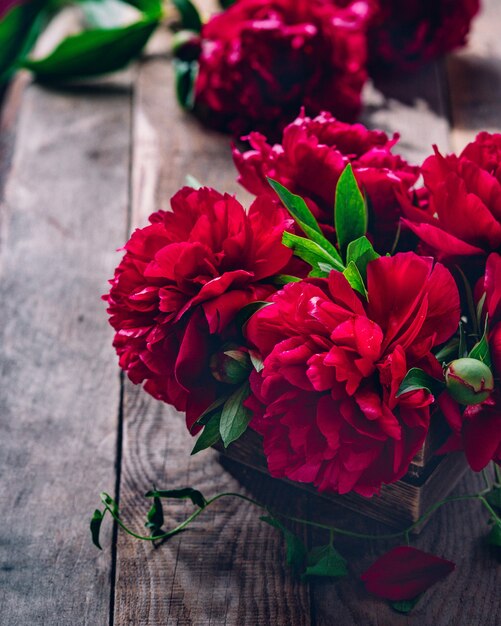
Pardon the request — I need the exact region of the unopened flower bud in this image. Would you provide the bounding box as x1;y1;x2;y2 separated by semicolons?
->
172;30;201;62
445;358;494;406
210;344;251;385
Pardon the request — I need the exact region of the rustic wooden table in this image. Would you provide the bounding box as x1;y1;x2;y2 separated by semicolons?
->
1;1;500;624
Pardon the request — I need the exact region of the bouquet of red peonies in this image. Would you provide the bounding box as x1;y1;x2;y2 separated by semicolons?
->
95;116;501;610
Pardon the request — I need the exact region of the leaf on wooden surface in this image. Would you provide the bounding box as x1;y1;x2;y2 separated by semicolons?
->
145;487;207;509
90;509;105;550
23;17;159;81
390;597;422;614
145;496;164;537
303;544;348;579
260;516;307;573
487;523;501;548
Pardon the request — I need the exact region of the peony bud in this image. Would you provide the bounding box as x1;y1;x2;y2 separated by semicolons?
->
210;344;251;385
445;358;494;406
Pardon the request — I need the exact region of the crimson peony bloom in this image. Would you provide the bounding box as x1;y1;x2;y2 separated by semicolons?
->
367;0;480;72
105;187;293;429
233;110;419;252
193;0;369;137
245;253;460;496
402;133;501;262
439;253;501;470
361;546;455;601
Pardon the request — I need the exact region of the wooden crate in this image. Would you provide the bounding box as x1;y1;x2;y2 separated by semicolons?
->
215;419;468;531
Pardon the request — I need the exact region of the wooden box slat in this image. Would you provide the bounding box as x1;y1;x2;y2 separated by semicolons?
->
215;425;468;531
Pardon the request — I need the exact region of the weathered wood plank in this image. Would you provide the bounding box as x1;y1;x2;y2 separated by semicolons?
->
0;69;131;624
447;0;501;151
114;30;311;623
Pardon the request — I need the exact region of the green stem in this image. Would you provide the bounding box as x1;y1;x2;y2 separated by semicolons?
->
104;489;495;546
482;468;492;491
455;266;479;338
495;463;501;486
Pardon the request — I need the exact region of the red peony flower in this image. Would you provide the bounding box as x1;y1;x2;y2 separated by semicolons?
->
245;253;460;496
367;0;480;72
439;253;501;470
193;0;369;137
105;187;293;429
233;110;419;252
361;546;455;601
402;134;501;262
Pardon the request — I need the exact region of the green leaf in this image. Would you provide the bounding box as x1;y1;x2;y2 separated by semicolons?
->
434;338;460;363
469;316;492;369
270;274;302;285
220;381;252;447
476;292;487;328
260;516;307;573
191;411;222;454
145;487;207;509
488;523;501;548
174;58;198;110
343;261;367;298
100;492;119;516
23;17;159;81
122;0;163;18
0;0;47;83
346;236;379;281
81;0;142;29
219;0;237;8
249;350;264;373
335;164;367;257
268;179;344;270
390;597;421;614
303;544;348;579
145;496;164;537
282;232;342;274
486;487;501;513
235;301;272;328
90;509;105;549
396;367;445;398
191;395;227;429
171;0;202;32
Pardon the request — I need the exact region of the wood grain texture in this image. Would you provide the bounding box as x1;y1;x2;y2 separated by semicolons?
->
0;70;131;623
114;29;311;624
447;0;501;151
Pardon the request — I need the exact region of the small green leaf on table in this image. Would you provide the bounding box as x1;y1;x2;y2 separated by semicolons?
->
90;509;105;549
303;544;348;579
488;523;501;549
390;596;422;614
145;496;164;537
486;486;501;512
23;17;159;81
260;516;307;573
145;487;207;509
335;164;367;257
